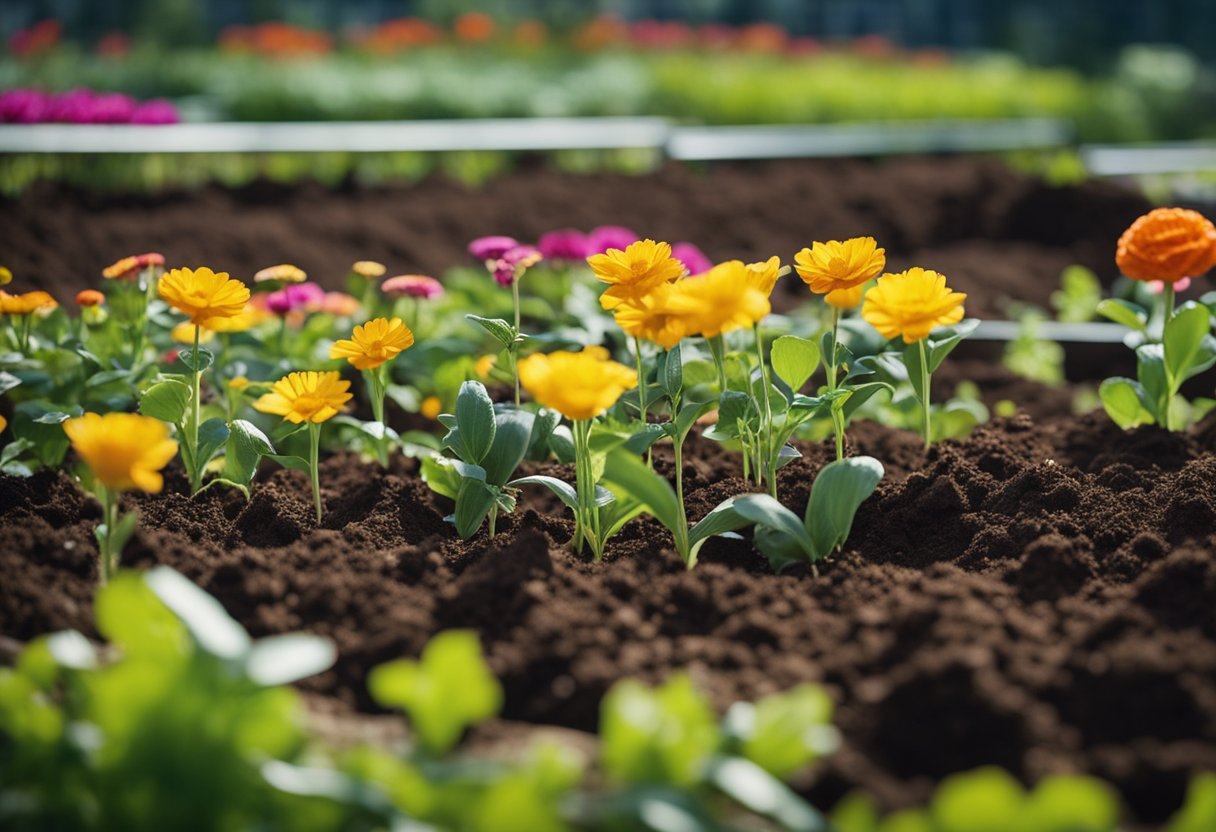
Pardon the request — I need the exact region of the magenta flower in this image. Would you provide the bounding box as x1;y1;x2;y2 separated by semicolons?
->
383;274;444;300
587;225;640;255
130;99;180;125
1149;277;1192;294
468;235;520;261
492;245;543;287
537;229;590;262
671;242;711;276
264;282;325;315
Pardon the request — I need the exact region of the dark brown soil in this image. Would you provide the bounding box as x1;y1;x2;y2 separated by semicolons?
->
4;396;1216;824
2;156;1148;320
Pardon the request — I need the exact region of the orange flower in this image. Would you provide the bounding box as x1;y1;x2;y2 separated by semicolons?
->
744;256;783;297
102;252;164;280
76;289;105;307
329;317;415;371
454;11;495;42
1116;207;1216;283
0;290;57;316
794;237;886;295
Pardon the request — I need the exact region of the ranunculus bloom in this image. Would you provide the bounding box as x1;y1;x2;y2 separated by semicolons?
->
518;345;637;421
588;239;685;309
492;246;543;287
0;290;57;315
671;242;712;276
794;237;886;295
468;235;519;261
75;289;105;307
1116;207;1216;284
587;225;640;255
254;263;307;284
330;317;415;371
158;267;251;327
62;412;179;493
664;261;771;339
264;282;324;315
862;267;966;343
537;229;590;262
254;371;353;424
382;274;444;299
103;252;165;280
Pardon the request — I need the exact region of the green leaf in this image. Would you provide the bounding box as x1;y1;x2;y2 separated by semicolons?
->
1022;775;1120;832
705;756;829;832
196;417;230;470
466;315;517;351
730;684;837;780
687;497;754;547
661;343;683;401
139;379;191;424
806;457;884;559
830;792;882;832
510;474;614;512
454;478;497;539
1136;343;1169;423
368;630;502;756
0;370;21;395
709;390;757;440
931;768;1026;832
525;407;562;461
266;454;312;473
176;347;214;372
94;571;188;660
670;399;716;442
1097;298;1149;332
421;455;461;500
222;419;274;489
86;369;130;389
1099;377;1155;429
925;319;979;373
771;336;820;392
904;339;928;406
145;566;252;660
1051;265;1102;323
107;510;140;557
245;634;336;686
33;409;77;425
454;381;496;465
602;449;684;542
1164;302;1216;385
731;494;814;562
1168;772;1216;832
841;381;893;421
482;410;533;485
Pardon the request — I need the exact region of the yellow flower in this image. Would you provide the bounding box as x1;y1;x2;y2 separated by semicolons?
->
794;237;886;295
203;302;267;333
825;283;866;310
254;264;307;284
588;239;686;310
744;256;783;297
475;354;497;379
0;266;11;286
518;346;637;421
612;282;687;349
0;290;57;316
228;376;252;391
352;260;387;279
663;261;771;339
862;267;966;343
171;322;214;344
0;414;6;433
63;412;179;494
420;395;442;420
253;371;353;424
329;317;415;371
159;267;251;327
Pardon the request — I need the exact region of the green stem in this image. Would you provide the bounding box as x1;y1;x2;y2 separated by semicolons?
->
573;419;591;558
18;315;31;354
99;486;118;585
511;278;522;407
707;335;728;392
634;336;652;468
1162;283;1177;430
753;324;777;497
309;422;323;523
674;431;694;569
918;338;931;450
827;309;845;461
368;367;389;468
189;325;202;493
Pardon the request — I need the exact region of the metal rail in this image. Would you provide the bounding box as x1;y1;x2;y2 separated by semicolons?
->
1080;142;1216;176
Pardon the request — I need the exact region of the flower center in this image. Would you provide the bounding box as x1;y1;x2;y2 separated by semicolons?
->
293;394;324;417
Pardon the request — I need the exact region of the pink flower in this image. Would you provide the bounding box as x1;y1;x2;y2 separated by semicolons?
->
383;274;444;300
671;242;711;276
468;235;519;261
587;225;639;255
1148;277;1192;294
537;229;590;262
264;282;324;315
492;245;543;287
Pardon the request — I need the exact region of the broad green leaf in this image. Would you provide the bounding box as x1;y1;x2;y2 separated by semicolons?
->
0;370;21;395
94;571;188;660
931;767;1025;832
421;455;461;500
368;630;502;755
106;510;140;558
1164;302;1216;385
602;449;683;540
731;684;837;780
33;409;77;425
1097;298;1149;332
925;319;979;372
245;634;336;686
841;381;893;421
705;755;829;832
145;566;251;660
525;407;561;461
670;399;716;441
771;336;820;392
1136;344;1169;423
176;347;214;372
731;494;814;560
806;457;884;559
661;343;683;401
266;454;312;473
466;314;517;351
454;478;497;539
482;410;533;485
1051;264;1102;323
196;417;231;468
1168;772;1216;832
1099;378;1155;429
511;474;579;511
830;792;882;832
903;340;928;406
1022;775;1120;832
85;369;130;389
455;381;496;465
688;497;753;546
139;379;191;424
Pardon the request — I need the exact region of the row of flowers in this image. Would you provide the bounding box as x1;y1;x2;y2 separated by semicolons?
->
1;206;1214;581
0;87;179;125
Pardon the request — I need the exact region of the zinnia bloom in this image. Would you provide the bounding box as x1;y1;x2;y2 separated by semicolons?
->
469;235;519;261
862;267;966;343
320;291;361;317
102;252;165;280
1116;207;1216;284
352;260;387;279
588;239;685;310
672;242;713;276
382;274;444;300
537;229;590;262
62;412;179;493
329;317;415;370
744;256;783;297
158;267;251;327
587;225;639;255
75;289;105;307
518;345;637;421
492;246;542;288
171;322;213;344
612;283;687;349
254;263;307;284
794;237;886;295
664;261;771;339
254;371;353;424
264;282;324;316
0;290;57;315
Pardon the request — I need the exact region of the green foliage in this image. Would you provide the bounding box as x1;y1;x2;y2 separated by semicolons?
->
725;684;838;780
1051;266;1103;323
1003;308;1064;385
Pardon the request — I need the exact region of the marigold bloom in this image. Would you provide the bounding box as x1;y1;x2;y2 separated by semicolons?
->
664;261;771;339
202;302;267;333
383;274;444;300
1116;207;1216;284
330;317;415;371
102;252;164;280
0;290;57;315
420;395;442;420
475;354;497;379
794;237;886;295
0;266;11;286
589;239;686;310
254;263;307;284
518;346;637;422
862;267;966;343
171;322;213;344
469;235;519;261
352;260;387;279
825;283;866;310
744;256;783;297
612;283;687;349
254;371;352;424
158;267;251;327
63;412;178;493
75;289;105;307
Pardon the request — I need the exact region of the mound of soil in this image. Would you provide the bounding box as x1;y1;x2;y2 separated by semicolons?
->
2;156;1148;320
4;398;1216;823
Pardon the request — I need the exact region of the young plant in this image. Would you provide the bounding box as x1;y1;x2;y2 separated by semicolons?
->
381;273;444;335
329;316;415;467
347;259;387;315
101;252;164;366
0;289;58;354
469;236;543;405
795;237;887;459
157;266;251;492
861;267;971;449
1098;208;1216;431
61;412;178;583
253;370;353;522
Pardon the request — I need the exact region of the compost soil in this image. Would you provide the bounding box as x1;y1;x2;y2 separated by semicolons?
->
5;392;1216;824
3;155;1149;320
